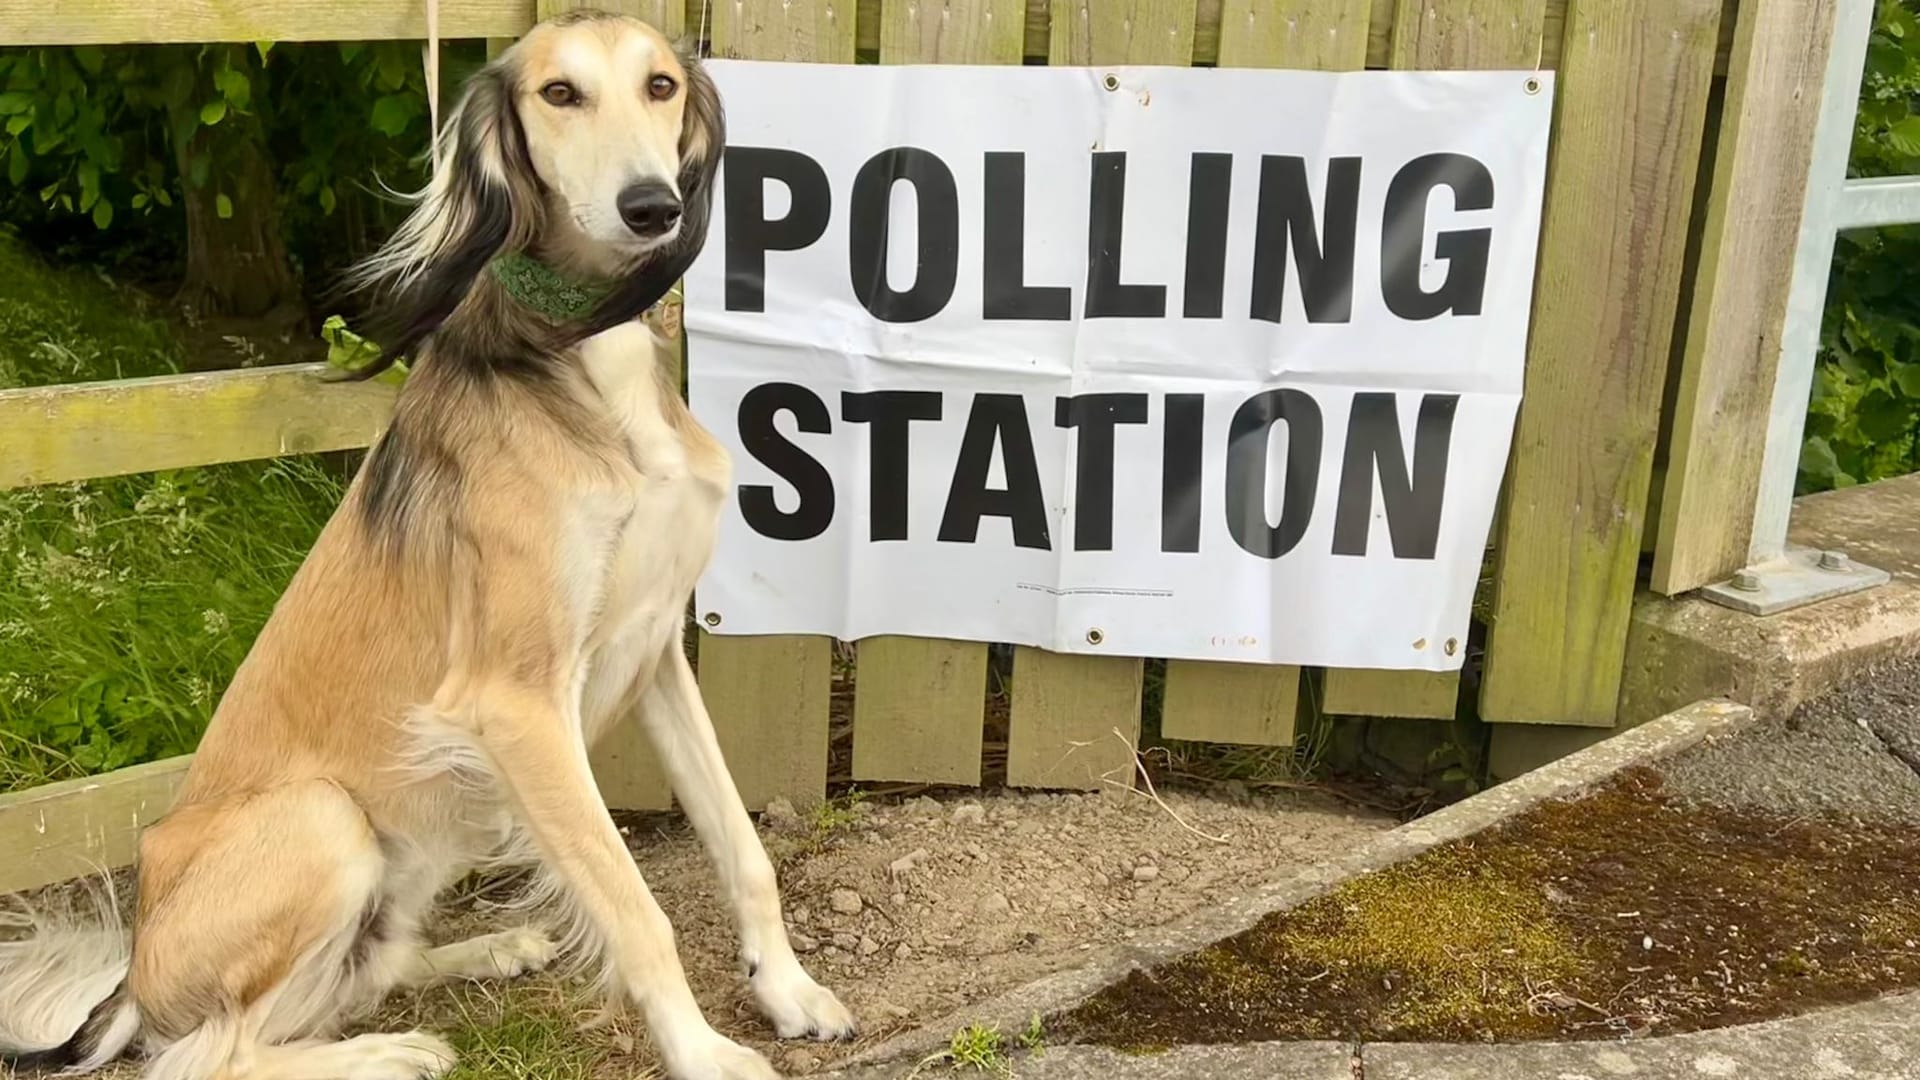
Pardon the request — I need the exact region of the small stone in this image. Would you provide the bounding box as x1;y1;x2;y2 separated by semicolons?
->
875;1001;912;1021
829;888;864;916
889;849;930;876
907;795;942;815
791;932;819;953
792;905;812;925
978;892;1012;917
858;935;882;956
951;803;987;826
895;943;913;960
966;844;990;862
891;892;907;907
761;797;803;834
832;932;861;950
1132;865;1160;883
782;1049;819;1075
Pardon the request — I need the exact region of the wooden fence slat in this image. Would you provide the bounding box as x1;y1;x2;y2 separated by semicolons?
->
0;364;396;492
537;0;686;35
1321;0;1546;722
0;756;190;896
1478;0;1722;726
1001;0;1198;793
0;0;534;46
1157;0;1371;749
692;0;852;812
1652;0;1840;595
848;0;1021;788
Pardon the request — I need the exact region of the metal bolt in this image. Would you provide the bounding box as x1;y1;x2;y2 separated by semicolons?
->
1730;569;1762;592
1819;550;1852;572
1086;628;1105;645
703;612;722;627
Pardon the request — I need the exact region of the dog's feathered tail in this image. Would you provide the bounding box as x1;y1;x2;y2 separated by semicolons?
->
0;879;142;1072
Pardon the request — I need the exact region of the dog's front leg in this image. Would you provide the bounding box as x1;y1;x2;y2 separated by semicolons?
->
639;639;858;1042
467;680;778;1080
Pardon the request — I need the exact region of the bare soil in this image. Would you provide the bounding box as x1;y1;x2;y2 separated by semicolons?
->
401;783;1389;1076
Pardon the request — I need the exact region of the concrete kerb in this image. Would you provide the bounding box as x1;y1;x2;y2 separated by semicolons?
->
827;698;1756;1075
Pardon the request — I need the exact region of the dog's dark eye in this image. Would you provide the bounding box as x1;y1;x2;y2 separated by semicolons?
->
540;80;580;107
648;74;677;101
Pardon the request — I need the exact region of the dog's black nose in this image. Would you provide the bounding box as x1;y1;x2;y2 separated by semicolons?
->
617;181;681;238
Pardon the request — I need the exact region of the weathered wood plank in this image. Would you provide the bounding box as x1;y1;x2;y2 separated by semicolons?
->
0;364;396;492
1159;0;1369;748
538;0;685;35
689;0;851;811
1480;0;1722;726
0;756;190;895
1002;0;1194;793
1652;0;1840;594
1006;651;1144;790
849;0;1020;789
853;636;990;786
0;0;534;46
1322;0;1546;721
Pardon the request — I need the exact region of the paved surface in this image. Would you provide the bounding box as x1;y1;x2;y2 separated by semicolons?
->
1661;652;1920;825
822;991;1920;1079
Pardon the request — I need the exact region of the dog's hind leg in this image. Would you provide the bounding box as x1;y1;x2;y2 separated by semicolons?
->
636;638;856;1043
130;781;455;1080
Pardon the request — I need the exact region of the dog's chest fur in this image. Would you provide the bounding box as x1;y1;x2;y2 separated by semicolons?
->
571;322;729;737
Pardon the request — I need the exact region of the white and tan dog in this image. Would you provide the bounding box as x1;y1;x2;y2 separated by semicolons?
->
0;12;851;1080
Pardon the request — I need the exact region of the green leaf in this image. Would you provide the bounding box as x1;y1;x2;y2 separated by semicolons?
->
255;40;276;62
5;114;30;137
1888;115;1920;158
154;187;173;208
1893;363;1920;399
131;192;149;209
6;145;26;186
92;197;112;229
369;93;417;137
1856;386;1911;443
73;45;105;74
0;91;30;114
199;99;228;126
215;192;233;219
1801;436;1848;487
214;67;251;110
319;184;337;215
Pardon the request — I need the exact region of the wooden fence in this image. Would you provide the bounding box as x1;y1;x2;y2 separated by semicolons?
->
0;0;1837;892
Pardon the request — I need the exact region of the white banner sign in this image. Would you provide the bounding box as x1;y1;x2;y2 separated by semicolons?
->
684;61;1553;672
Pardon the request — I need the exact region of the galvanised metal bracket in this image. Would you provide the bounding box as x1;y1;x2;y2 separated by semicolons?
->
1699;544;1890;617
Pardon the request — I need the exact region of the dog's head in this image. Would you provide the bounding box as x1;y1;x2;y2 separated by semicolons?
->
345;11;725;373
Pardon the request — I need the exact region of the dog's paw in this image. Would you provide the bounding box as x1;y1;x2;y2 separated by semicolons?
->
665;1032;781;1080
481;927;559;979
349;1031;459;1079
752;959;858;1042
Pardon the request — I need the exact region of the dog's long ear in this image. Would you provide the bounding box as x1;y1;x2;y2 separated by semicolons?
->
340;61;545;380
574;47;726;341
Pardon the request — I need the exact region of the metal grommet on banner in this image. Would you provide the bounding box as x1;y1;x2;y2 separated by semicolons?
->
1086;628;1105;646
1523;76;1542;96
1444;637;1459;657
703;612;722;628
1102;73;1120;92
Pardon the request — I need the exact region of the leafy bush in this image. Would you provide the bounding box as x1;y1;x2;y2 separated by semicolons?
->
0;234;345;790
1803;0;1920;491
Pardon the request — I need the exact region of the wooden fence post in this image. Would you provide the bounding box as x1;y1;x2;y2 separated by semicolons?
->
1477;0;1723;726
1653;0;1843;595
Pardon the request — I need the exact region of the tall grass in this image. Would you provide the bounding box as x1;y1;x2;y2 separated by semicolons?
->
0;232;346;792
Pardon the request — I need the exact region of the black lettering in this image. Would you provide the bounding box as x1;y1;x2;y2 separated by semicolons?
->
848;147;960;322
1382;153;1494;320
1054;393;1149;551
984;152;1072;320
1249;155;1360;324
1225;389;1322;559
1085;152;1166;318
842;390;944;542
723;147;831;312
1183;153;1233;319
939;394;1052;550
1161;393;1205;553
1332;393;1459;559
737;382;835;541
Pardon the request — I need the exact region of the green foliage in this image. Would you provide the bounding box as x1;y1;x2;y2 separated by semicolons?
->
1805;0;1920;491
0;233;343;791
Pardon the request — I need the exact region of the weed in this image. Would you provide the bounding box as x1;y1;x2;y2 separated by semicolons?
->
942;1023;1008;1074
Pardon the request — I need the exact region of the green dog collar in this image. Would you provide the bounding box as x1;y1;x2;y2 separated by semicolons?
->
487;250;617;322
